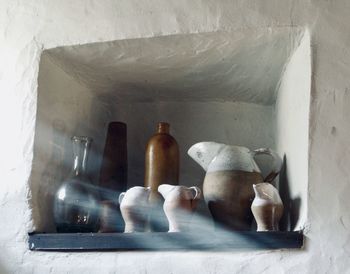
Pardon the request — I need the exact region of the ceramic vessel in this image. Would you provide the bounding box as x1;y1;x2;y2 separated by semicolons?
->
119;186;151;233
99;122;127;197
251;183;283;231
144;122;179;231
99;122;127;232
145;122;179;197
188;142;282;230
54;136;99;233
158;184;201;232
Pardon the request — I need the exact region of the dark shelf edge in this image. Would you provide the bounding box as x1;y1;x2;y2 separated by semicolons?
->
28;231;303;251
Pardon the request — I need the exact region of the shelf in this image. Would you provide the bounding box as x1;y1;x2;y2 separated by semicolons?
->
28;231;303;251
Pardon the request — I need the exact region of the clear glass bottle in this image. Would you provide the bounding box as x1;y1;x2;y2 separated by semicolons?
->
54;136;99;233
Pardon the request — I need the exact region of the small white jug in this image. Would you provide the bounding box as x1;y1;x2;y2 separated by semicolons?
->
158;184;201;232
251;183;284;231
119;186;151;233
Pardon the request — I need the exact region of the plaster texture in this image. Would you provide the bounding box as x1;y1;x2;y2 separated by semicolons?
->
0;1;349;274
45;29;302;105
275;31;311;231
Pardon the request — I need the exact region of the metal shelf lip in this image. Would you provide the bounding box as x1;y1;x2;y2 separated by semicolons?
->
28;231;303;251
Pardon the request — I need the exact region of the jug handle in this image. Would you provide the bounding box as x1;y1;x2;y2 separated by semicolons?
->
189;186;202;200
118;192;126;205
252;148;282;182
189;186;202;209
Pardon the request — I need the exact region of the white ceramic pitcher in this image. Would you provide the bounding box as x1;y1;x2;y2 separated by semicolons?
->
158;184;201;232
251;183;284;231
119;186;151;233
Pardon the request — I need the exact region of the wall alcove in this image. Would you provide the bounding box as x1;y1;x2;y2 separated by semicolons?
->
29;28;310;249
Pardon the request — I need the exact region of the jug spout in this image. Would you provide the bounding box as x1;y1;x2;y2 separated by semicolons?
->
187;142;225;171
253;183;282;204
252;184;261;199
158;184;177;199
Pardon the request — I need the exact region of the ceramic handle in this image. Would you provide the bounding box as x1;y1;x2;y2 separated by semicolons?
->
253;148;282;182
189;186;201;210
118;192;126;205
189;186;202;200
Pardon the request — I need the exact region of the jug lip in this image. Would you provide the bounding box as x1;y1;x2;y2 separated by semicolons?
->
226;145;250;152
202;142;250;151
206;144;262;173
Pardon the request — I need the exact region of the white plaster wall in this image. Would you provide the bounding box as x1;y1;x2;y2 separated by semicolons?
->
0;1;350;273
275;31;311;231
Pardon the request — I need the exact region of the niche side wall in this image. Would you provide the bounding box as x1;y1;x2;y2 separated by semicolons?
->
30;53;112;232
275;30;311;230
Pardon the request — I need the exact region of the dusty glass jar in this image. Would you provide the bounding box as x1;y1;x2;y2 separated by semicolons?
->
53;136;99;232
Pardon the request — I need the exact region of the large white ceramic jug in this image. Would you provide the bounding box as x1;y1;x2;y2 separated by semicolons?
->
188;142;282;230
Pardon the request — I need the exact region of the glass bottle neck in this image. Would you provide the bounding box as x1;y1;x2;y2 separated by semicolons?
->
71;136;92;177
157;122;170;134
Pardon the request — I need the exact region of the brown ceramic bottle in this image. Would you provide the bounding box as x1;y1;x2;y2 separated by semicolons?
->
145;122;179;231
145;122;179;195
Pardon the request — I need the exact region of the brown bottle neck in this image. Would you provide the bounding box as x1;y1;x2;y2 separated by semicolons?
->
157;122;170;134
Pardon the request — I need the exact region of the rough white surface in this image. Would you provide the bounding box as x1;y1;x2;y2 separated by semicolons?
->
275;31;311;231
46;29;302;105
0;1;350;273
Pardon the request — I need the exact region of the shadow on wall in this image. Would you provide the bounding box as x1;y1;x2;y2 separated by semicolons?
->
85;93;114;183
35;120;68;232
279;155;301;231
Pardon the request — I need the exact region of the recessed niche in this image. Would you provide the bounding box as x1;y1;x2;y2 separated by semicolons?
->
29;28;311;233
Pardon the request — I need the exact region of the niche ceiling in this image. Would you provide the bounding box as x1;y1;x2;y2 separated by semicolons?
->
45;28;303;105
